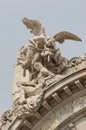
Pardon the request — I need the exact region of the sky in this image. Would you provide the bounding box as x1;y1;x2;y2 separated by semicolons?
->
0;0;86;115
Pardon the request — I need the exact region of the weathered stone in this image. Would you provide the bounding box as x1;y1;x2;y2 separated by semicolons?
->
1;17;86;130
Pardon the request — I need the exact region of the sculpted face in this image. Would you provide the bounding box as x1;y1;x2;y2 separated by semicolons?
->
34;62;41;71
46;37;55;47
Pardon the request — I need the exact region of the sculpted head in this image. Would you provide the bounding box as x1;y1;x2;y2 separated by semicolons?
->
46;37;55;47
34;62;43;71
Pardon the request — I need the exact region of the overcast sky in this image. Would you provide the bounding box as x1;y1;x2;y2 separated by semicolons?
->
0;0;86;115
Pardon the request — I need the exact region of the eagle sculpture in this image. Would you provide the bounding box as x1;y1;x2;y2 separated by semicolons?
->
22;17;82;44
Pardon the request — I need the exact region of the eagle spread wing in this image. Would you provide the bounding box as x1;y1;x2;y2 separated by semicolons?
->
22;17;45;36
53;31;82;43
